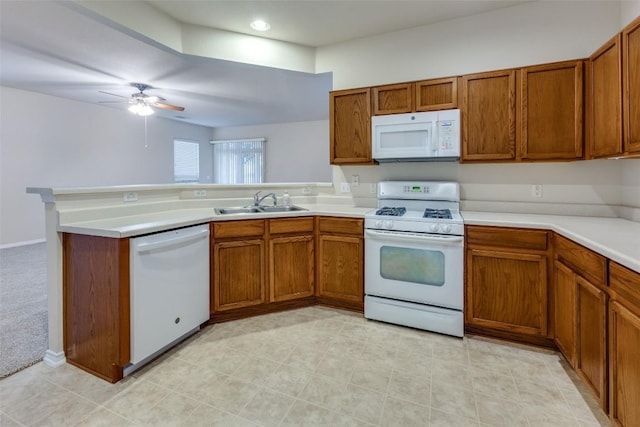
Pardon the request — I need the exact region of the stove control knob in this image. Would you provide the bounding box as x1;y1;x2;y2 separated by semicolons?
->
375;220;383;229
441;224;452;234
383;220;393;229
429;223;439;233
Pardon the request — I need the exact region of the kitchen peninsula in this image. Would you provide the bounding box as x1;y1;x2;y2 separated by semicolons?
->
28;182;640;423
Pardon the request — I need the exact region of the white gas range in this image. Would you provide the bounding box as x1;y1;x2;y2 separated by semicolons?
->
364;181;464;337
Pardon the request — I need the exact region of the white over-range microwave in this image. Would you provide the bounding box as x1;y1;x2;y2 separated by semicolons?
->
372;109;460;162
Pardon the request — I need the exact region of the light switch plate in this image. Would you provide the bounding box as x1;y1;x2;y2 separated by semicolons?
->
340;182;351;193
194;190;207;197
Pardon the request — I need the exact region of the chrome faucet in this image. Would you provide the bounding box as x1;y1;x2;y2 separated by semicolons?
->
253;191;277;207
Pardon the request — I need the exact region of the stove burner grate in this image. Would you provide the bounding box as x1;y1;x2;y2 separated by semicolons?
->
423;208;452;219
375;206;407;217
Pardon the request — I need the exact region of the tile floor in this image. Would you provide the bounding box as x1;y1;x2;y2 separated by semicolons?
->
0;306;610;426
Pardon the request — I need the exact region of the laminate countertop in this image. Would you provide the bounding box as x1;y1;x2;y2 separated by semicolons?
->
57;206;639;273
461;211;640;274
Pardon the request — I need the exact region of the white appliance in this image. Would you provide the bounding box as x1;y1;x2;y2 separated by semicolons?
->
364;181;464;337
372;109;460;162
127;224;210;373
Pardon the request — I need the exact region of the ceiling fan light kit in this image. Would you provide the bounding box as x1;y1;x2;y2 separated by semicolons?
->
128;102;154;116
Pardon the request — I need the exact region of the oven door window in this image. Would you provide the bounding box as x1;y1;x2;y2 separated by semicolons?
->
380;246;445;286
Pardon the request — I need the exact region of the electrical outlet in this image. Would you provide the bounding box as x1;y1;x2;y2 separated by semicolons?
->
340;182;351;193
351;174;360;188
193;189;207;197
369;183;377;194
123;192;138;202
302;187;312;194
531;185;543;198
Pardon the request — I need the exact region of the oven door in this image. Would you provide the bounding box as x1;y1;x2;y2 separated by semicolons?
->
364;229;463;310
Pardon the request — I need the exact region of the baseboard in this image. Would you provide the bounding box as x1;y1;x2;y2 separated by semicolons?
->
43;350;66;368
0;238;46;250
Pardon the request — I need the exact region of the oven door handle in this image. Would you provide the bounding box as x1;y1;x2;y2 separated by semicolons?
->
365;229;463;245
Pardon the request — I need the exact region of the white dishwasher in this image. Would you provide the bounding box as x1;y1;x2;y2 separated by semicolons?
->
127;224;210;373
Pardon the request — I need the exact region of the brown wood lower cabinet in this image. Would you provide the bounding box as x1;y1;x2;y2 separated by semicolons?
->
464;226;550;344
577;276;608;410
609;262;640;427
609;301;640;427
553;233;609;410
553;260;578;367
213;239;265;311
212;220;266;312
268;218;315;302
316;217;364;311
63;233;130;383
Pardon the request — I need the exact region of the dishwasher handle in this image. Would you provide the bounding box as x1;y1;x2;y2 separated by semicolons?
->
136;228;209;253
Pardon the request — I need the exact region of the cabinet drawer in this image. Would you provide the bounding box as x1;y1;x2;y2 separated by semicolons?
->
318;217;363;236
213;220;265;239
554;234;607;287
610;262;640;311
269;217;314;235
466;226;548;251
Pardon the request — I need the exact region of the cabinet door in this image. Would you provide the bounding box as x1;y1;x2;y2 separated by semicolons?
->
554;260;577;368
460;70;517;161
317;235;363;303
269;235;314;302
372;83;413;115
623;16;640;154
609;300;640;427
213;239;264;311
466;249;547;336
329;88;373;165
577;276;608;410
520;60;584;160
415;77;458;111
589;34;623;158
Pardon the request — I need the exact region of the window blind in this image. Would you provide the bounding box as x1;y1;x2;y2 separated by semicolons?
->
174;140;200;183
211;138;265;184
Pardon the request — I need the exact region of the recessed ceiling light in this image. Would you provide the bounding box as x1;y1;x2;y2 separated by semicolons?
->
250;20;270;31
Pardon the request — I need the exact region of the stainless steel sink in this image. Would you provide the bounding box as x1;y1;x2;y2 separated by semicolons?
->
215;206;262;215
258;205;307;213
215;205;308;215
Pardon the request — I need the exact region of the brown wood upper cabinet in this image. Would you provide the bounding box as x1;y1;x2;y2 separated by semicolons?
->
465;226;550;341
329;88;373;165
588;34;623;158
623;16;640;154
415;77;458;111
460;69;517;162
372;83;413;115
587;16;640;159
372;77;459;115
520;60;584;160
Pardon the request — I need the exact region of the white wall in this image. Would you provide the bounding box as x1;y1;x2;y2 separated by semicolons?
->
0;86;213;246
211;120;332;183
622;0;640;26
317;2;621;89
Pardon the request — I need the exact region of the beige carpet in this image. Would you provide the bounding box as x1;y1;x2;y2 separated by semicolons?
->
0;242;48;377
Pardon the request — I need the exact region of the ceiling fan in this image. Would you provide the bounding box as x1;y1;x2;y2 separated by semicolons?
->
99;83;185;116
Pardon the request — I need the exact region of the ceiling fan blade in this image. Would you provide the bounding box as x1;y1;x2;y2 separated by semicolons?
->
144;95;165;103
98;90;130;99
153;102;185;112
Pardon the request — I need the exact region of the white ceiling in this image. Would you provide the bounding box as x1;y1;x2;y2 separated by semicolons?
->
0;0;530;129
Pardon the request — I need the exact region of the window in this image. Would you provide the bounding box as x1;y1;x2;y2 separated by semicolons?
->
174;140;200;183
211;138;265;184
